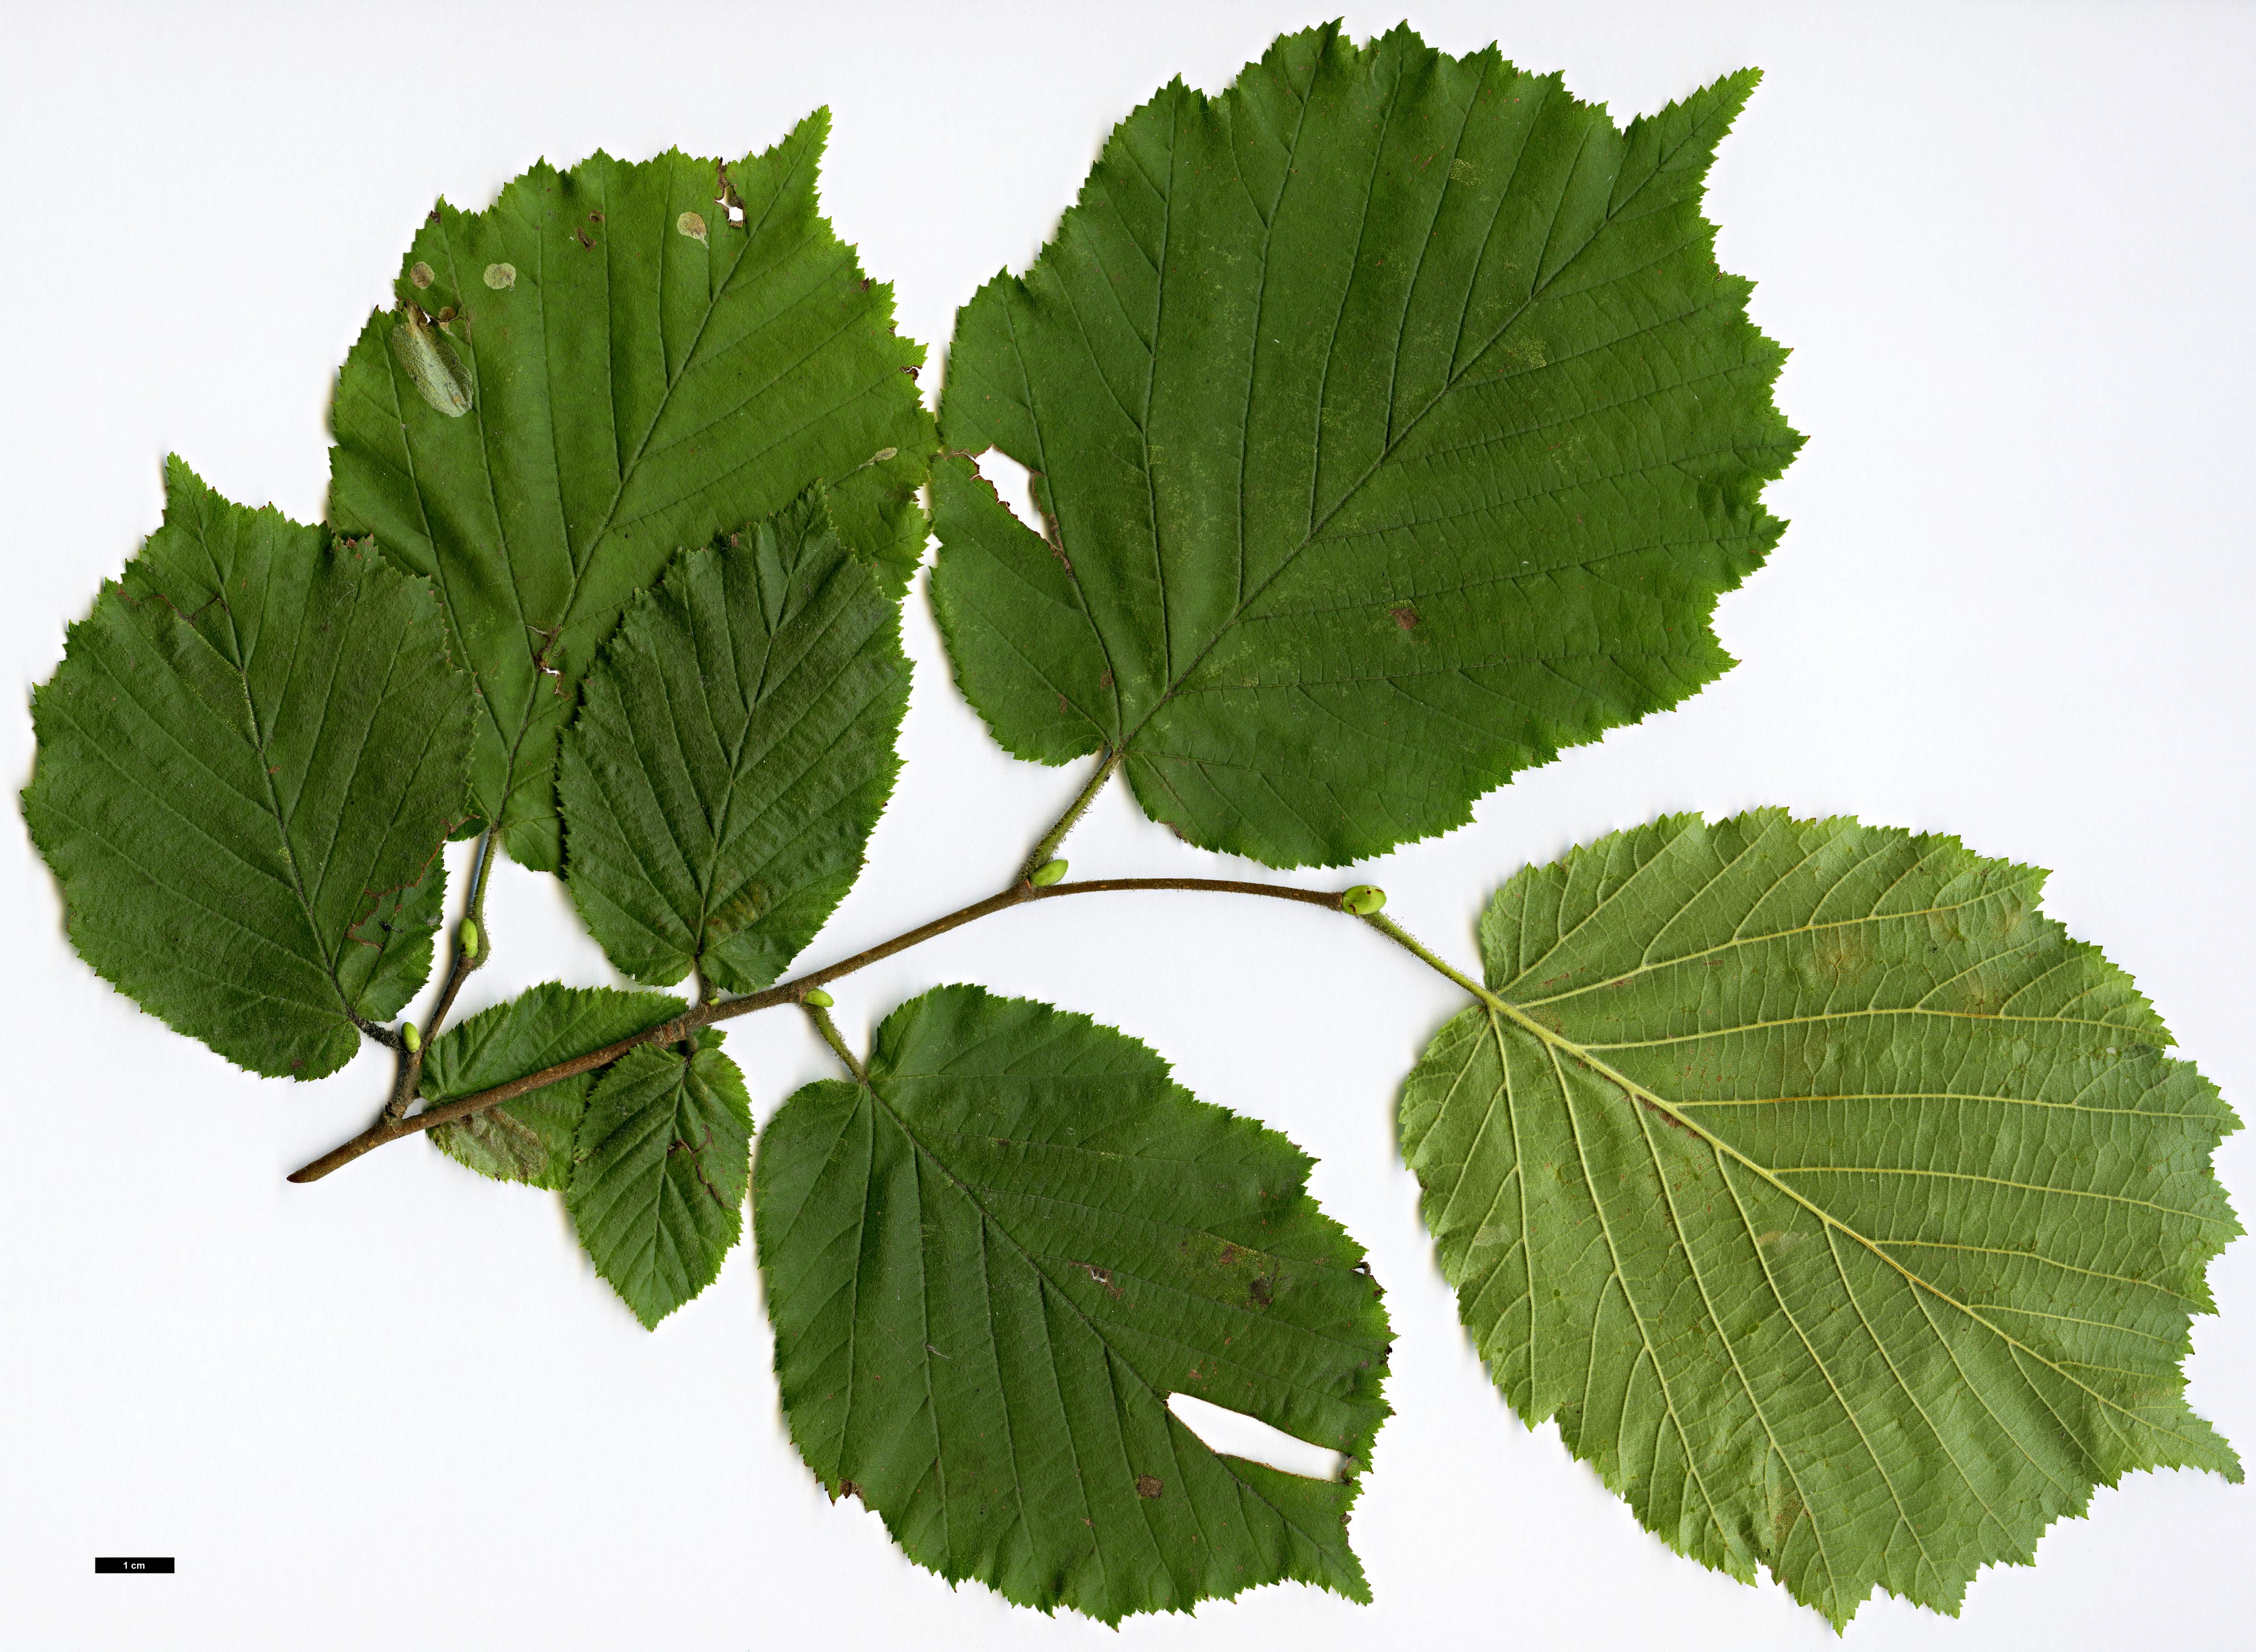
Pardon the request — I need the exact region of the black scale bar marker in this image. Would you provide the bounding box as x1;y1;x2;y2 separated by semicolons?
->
95;1557;175;1574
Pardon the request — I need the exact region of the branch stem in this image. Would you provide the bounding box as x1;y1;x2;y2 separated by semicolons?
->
288;874;1344;1184
380;828;498;1121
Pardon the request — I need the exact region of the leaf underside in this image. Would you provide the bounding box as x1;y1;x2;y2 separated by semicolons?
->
1399;810;2241;1626
24;459;470;1078
558;489;908;994
568;1027;752;1327
423;982;683;1188
755;986;1392;1622
932;22;1800;867
330;116;937;871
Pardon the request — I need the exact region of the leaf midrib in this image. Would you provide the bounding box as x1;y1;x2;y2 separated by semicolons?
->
1470;977;2232;1461
553;146;805;643
1523;1020;1805;1590
1078;63;1721;763
852;1075;1365;1579
687;538;863;973
428;141;813;810
174;559;374;1031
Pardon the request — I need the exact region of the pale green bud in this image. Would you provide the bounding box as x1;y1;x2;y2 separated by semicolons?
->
460;919;482;959
401;1021;421;1053
1030;858;1069;887
803;988;835;1008
1342;885;1387;916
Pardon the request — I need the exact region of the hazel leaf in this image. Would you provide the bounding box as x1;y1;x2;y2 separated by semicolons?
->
423;982;684;1188
558;489;907;995
330;117;937;871
567;1027;752;1327
1399;810;2242;1626
755;984;1391;1622
24;458;471;1079
932;24;1798;866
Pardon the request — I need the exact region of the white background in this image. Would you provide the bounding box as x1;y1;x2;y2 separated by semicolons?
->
3;2;2251;1647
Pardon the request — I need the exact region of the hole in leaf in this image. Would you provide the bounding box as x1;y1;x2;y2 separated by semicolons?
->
1166;1392;1345;1481
972;447;1042;536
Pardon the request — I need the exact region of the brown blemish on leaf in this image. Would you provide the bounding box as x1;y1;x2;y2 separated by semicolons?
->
715;159;747;220
1638;1095;1695;1135
1248;1274;1274;1309
1809;930;1872;982
1390;603;1419;630
838;1479;863;1502
1135;1475;1163;1499
667;1121;726;1203
410;261;434;289
1770;1487;1803;1552
677;210;708;244
528;623;566;690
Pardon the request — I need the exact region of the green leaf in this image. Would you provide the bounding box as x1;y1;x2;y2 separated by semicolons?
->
423;982;683;1188
23;458;470;1079
932;24;1798;867
1397;810;2241;1626
329;115;938;872
558;489;908;994
567;1028;751;1326
755;985;1391;1622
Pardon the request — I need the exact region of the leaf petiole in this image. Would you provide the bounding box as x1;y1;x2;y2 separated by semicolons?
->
1016;747;1119;882
1354;910;1490;1003
801;996;868;1084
